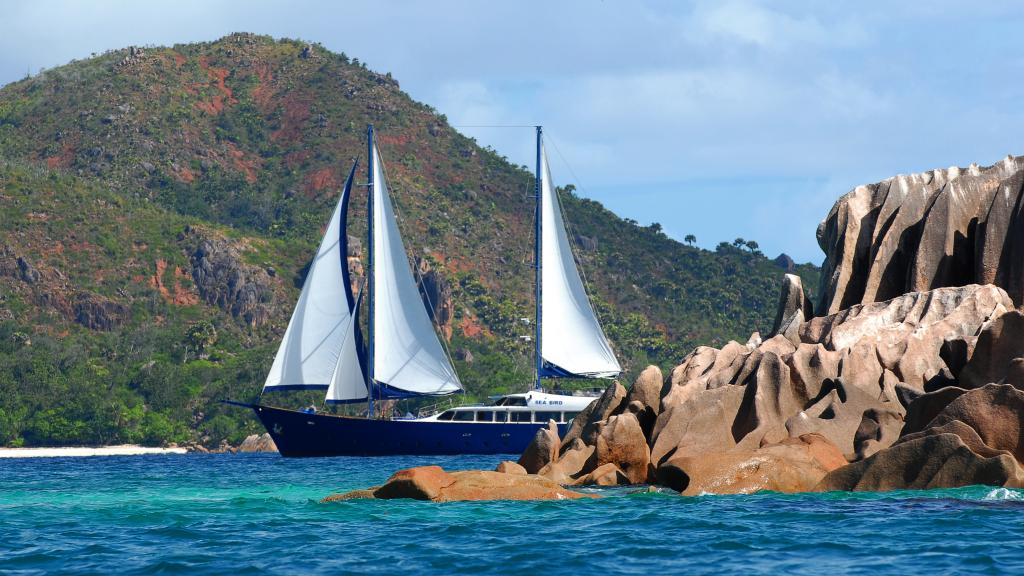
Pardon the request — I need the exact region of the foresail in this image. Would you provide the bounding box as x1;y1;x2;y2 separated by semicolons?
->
325;291;369;404
539;144;621;378
371;144;462;396
264;163;358;391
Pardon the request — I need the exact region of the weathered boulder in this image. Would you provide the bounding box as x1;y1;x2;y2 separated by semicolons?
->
415;257;453;340
560;381;626;451
657;434;846;495
594;412;650;484
237;433;278;453
817;385;1024;491
770;273;813;343
518;420;559;474
495;461;527;475
816;433;1024;492
575;463;629;487
651;384;746;466
322;466;596;502
960;311;1024;389
626;365;662;439
537;439;595;484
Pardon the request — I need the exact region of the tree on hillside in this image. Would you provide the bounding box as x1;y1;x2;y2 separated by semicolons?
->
745;240;760;253
684;234;696;246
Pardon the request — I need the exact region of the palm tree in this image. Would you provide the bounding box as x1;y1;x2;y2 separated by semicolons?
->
684;234;696;246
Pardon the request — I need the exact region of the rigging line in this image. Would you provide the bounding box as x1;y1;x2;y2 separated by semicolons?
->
451;124;538;128
545;133;618;352
375;148;462;392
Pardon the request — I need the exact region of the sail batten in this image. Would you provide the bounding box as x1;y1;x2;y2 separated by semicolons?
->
264;163;363;392
370;144;462;396
538;141;621;379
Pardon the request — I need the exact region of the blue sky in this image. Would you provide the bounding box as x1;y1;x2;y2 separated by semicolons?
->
3;1;1022;263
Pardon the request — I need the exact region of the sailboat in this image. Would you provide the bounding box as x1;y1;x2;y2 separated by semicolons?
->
231;126;620;456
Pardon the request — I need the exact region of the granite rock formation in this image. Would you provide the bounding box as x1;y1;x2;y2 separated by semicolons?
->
817;155;1024;314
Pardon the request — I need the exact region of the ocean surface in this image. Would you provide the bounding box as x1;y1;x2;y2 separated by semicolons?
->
1;454;1023;575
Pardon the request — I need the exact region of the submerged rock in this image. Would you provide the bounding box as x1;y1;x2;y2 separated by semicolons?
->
321;465;597;502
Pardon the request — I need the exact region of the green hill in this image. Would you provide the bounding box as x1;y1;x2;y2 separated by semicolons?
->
0;34;819;447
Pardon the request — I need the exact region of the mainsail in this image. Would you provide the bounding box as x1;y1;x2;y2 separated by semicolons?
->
537;136;621;379
264;163;364;392
369;142;462;397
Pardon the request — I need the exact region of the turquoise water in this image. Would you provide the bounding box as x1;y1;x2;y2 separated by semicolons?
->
1;454;1023;575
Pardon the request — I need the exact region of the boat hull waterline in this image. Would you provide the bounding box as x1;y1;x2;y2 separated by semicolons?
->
241;403;570;457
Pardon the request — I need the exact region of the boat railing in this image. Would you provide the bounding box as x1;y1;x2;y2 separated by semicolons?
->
416;397;456;418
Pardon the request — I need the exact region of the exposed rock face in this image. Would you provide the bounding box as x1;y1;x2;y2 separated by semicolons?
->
817;156;1024;313
817;385;1024;491
73;292;128;331
321;465;597;502
415;257;453;340
237;433;278;453
188;233;275;327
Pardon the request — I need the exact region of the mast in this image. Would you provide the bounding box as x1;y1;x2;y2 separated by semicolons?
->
534;126;543;391
366;124;376;418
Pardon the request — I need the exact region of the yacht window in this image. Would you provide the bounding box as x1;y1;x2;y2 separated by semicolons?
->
438;411;455;421
502;397;528;407
495;411;508;423
511;411;532;423
534;411;559;423
564;411;580;422
453;411;474;422
476;411;494;422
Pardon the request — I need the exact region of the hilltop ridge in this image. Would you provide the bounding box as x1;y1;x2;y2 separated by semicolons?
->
0;34;817;447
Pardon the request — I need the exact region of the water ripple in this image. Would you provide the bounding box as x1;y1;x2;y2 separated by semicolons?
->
2;455;1024;574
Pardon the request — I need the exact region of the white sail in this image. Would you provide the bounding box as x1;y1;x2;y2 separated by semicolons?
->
539;143;621;378
370;144;462;396
264;168;357;391
325;292;369;404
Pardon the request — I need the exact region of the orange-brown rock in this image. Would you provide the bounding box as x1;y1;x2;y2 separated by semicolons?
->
538;439;594;484
595;412;650;484
626;365;663;440
560;381;626;450
321;466;598;502
518;419;559;474
656;434;845;495
495;461;527;475
575;463;629;486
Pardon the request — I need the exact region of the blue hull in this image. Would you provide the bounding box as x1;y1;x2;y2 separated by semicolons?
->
242;403;568;457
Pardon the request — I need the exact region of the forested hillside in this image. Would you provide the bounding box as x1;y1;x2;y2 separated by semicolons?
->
0;34;818;447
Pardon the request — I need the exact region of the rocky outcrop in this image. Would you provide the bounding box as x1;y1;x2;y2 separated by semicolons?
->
415;257;453;340
817;156;1024;313
73;292;128;331
817;385;1024;491
770;273;813;343
237;433;278;453
518;420;559;474
657;434;846;495
540;282;1015;493
321;465;597;502
187;231;275;327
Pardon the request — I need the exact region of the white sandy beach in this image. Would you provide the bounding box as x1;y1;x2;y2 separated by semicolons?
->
0;445;188;458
